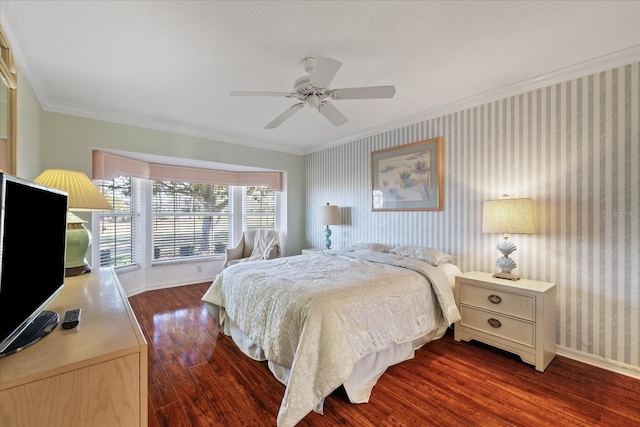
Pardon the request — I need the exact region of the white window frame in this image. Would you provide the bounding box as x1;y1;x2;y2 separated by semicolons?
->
94;177;282;268
92;176;140;270
151;181;232;263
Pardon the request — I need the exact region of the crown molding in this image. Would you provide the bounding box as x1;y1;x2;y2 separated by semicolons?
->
0;3;307;156
42;100;307;156
3;1;637;158
304;45;640;155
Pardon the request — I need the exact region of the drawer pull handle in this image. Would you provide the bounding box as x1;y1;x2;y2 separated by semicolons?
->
487;318;502;328
488;294;502;304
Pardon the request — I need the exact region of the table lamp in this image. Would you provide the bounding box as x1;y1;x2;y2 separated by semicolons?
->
317;202;339;249
482;196;535;280
34;169;112;277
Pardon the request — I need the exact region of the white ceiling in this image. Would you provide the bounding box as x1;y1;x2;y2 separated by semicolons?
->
1;1;639;156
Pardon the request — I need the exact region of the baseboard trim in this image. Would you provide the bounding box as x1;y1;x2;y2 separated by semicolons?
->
557;345;640;380
124;277;218;298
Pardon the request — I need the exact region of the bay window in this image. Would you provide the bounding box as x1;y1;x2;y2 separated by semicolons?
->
96;177;278;268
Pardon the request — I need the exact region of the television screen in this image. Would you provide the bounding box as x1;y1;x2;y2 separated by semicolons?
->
0;172;68;355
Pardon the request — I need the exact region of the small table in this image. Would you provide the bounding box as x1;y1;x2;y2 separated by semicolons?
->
301;248;326;254
454;271;556;372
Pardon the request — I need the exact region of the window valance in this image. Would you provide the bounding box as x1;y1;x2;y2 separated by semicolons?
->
92;150;283;191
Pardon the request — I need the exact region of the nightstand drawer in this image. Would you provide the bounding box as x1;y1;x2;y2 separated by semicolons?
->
459;283;535;321
459;306;535;347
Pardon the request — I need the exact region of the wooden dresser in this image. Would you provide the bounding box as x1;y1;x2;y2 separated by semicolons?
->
0;268;147;426
454;271;556;372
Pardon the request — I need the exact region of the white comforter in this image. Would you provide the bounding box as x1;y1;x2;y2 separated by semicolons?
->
202;249;460;427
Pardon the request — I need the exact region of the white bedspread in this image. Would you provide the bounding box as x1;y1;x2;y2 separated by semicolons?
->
202;249;460;427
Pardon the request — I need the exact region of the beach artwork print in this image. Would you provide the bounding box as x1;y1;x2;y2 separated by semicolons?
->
371;137;443;211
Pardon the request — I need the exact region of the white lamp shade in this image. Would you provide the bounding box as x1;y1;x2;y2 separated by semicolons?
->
34;169;112;211
318;204;339;225
482;198;535;234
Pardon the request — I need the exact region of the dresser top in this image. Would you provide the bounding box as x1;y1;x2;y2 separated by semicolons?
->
0;268;146;390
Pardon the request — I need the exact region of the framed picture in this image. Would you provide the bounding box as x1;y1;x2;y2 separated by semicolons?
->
371;137;443;211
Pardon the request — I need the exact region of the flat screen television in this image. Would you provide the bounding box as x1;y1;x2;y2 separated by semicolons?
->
0;172;68;357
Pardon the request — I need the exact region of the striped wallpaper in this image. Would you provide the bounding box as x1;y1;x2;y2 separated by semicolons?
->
304;63;639;368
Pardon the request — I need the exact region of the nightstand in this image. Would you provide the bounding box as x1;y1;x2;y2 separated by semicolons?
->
301;248;326;254
454;271;556;372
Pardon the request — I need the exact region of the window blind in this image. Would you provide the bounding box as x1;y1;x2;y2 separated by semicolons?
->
152;181;231;261
98;176;138;267
243;186;276;229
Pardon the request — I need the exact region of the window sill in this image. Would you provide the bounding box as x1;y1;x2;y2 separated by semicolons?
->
112;263;142;274
151;256;224;267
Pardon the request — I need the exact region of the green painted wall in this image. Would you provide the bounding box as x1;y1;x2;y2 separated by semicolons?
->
15;63;42;180
39;112;304;255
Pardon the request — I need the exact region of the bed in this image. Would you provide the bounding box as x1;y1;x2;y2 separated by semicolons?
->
201;244;462;427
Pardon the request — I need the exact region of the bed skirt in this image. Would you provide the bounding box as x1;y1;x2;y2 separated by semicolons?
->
204;302;448;412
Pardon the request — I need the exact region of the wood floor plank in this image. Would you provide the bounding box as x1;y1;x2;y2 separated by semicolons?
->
190;362;276;426
131;298;180;411
156;345;226;427
154;401;192;427
147;395;160;427
128;282;640;427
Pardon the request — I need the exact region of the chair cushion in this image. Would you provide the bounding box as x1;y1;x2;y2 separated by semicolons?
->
243;229;258;258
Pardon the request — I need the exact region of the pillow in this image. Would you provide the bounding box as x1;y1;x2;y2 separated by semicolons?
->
389;245;455;266
437;262;463;290
347;242;392;252
437;262;462;277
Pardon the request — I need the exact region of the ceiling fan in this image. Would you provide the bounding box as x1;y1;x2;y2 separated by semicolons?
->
231;56;396;129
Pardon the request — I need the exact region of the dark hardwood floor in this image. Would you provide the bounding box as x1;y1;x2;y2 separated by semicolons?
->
128;282;640;427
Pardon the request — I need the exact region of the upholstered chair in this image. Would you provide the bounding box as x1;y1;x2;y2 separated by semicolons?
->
223;229;280;269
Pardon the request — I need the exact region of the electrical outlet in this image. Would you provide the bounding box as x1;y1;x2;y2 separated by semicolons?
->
196;265;202;273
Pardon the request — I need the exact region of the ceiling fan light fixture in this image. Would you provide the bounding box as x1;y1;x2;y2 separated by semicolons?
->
307;94;320;108
300;57;317;73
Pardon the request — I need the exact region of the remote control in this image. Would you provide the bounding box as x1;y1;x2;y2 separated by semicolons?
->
61;309;81;329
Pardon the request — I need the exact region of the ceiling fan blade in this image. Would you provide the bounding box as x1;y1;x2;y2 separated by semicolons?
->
318;102;348;127
231;91;294;97
265;103;304;129
309;56;342;88
332;85;396;100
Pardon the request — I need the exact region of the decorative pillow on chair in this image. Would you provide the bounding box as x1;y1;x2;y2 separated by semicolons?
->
389;245;455;266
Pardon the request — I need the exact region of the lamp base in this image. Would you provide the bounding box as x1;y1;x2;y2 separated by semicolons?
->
65;215;92;278
66;264;91;277
493;272;520;281
323;226;332;250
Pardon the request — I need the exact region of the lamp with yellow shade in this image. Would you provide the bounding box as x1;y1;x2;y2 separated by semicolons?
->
34;169;112;277
482;196;535;281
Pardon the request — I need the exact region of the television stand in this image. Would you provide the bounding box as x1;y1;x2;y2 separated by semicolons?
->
0;268;147;426
0;310;59;358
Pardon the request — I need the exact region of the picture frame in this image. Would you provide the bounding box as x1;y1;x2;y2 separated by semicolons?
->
371;137;444;211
